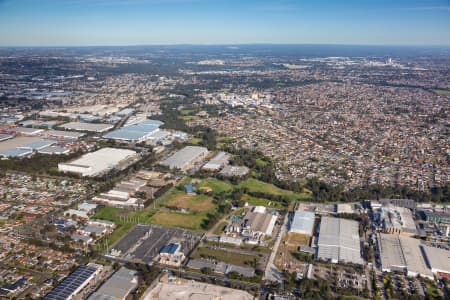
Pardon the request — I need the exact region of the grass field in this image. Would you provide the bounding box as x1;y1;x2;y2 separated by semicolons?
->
149;182;219;230
216;136;236;148
165;191;214;212
187;137;202;145
149;211;207;231
179;115;199;121
197;178;234;194
255;158;269;167
431;89;450;95
242;194;285;209
92;206;123;223
239;178;311;201
180;108;196;115
93;206;155;224
192;246;259;267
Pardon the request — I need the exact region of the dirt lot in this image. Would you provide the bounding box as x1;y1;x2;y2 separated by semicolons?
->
274;232;312;270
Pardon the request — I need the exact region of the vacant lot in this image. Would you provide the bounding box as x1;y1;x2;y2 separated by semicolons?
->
149;211;207;231
239;178;311;201
274;232;313;269
242;194;285;209
197;178;234;194
286;232;311;247
192;246;259;267
165;191;214;212
92;206;122;223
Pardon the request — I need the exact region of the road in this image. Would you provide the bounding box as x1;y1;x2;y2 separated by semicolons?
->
264;212;289;283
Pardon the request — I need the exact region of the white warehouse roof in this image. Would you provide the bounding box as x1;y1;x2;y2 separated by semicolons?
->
290;210;315;235
202;151;230;171
378;233;434;279
58;147;137;177
317;217;363;265
423;246;450;276
160;146;208;171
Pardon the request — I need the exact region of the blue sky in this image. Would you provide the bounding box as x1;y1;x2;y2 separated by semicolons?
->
0;0;449;46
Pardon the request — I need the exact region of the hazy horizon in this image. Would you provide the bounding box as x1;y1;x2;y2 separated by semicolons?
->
1;0;449;46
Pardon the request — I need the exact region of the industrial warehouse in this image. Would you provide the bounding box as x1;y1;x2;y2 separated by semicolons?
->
0;136;57;157
201;151;230;171
103;119;163;142
160;146;209;171
378;205;417;235
87;267;138;300
378;233;450;279
289;210;315;236
58;147;138;177
43;264;102;300
42;129;85;141
59;122;114;133
225;206;278;242
317;217;363;265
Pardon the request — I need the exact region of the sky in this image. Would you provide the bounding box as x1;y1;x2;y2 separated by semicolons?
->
0;0;449;46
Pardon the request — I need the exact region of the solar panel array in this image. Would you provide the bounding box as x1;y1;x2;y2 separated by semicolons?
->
44;265;98;300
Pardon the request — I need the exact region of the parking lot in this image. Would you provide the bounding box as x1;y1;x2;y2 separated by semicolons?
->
109;224;202;264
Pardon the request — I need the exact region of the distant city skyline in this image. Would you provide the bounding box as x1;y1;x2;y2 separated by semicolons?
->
0;0;449;46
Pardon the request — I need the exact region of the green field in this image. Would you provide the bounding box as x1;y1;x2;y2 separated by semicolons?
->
192;247;259;267
431;89;450;95
149;211;207;231
165;190;214;212
255;158;269;167
239;178;311;201
93;206;154;224
187;137;202;145
216;136;235;148
148;180;219;230
179;115;199;121
180;108;196;115
242;194;285;209
197;178;234;193
92;206;123;223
